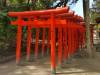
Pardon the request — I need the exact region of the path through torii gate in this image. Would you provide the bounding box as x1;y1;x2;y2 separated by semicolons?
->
8;7;87;74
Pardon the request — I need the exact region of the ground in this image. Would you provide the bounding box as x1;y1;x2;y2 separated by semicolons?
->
0;52;100;75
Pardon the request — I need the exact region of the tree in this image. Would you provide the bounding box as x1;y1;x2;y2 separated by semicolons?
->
0;0;7;9
83;0;94;57
53;0;78;8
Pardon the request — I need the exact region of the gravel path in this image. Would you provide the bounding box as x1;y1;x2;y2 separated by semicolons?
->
0;52;100;75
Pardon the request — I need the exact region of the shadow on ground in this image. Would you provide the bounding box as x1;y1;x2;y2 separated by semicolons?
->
0;52;100;75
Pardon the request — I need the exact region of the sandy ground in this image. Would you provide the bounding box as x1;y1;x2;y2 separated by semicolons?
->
0;52;100;75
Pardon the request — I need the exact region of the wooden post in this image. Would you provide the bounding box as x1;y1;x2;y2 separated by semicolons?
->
35;28;39;59
68;20;72;55
63;27;68;62
16;17;22;64
42;28;46;56
58;27;62;67
50;14;56;74
26;18;32;61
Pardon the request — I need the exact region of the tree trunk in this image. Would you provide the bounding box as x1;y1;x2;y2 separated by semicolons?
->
3;0;7;7
26;0;30;10
0;0;3;9
83;0;86;18
83;0;93;57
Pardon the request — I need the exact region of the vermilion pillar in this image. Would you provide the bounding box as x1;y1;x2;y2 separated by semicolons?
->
71;22;75;55
66;20;70;58
50;14;56;74
71;22;75;54
58;27;62;66
42;28;46;56
68;20;72;56
26;18;32;60
35;28;39;59
63;27;68;61
16;17;22;64
73;29;76;53
75;30;78;49
71;22;74;54
74;29;77;51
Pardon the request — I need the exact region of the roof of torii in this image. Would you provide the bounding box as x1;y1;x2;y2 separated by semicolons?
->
8;7;84;22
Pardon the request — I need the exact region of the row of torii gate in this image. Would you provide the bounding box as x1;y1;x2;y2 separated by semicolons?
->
8;7;88;74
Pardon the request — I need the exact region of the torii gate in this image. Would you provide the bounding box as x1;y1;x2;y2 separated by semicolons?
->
8;7;86;74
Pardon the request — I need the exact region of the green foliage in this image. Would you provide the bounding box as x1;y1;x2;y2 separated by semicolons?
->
34;0;46;10
9;0;25;4
17;0;25;4
0;12;9;28
90;1;100;23
9;0;17;4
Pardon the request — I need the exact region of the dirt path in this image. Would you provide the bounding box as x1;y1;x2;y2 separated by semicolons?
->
0;52;100;75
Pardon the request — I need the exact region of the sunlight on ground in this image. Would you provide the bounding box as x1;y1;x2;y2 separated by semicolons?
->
0;53;100;75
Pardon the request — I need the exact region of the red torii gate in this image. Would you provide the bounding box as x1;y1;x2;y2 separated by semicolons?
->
8;7;86;74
